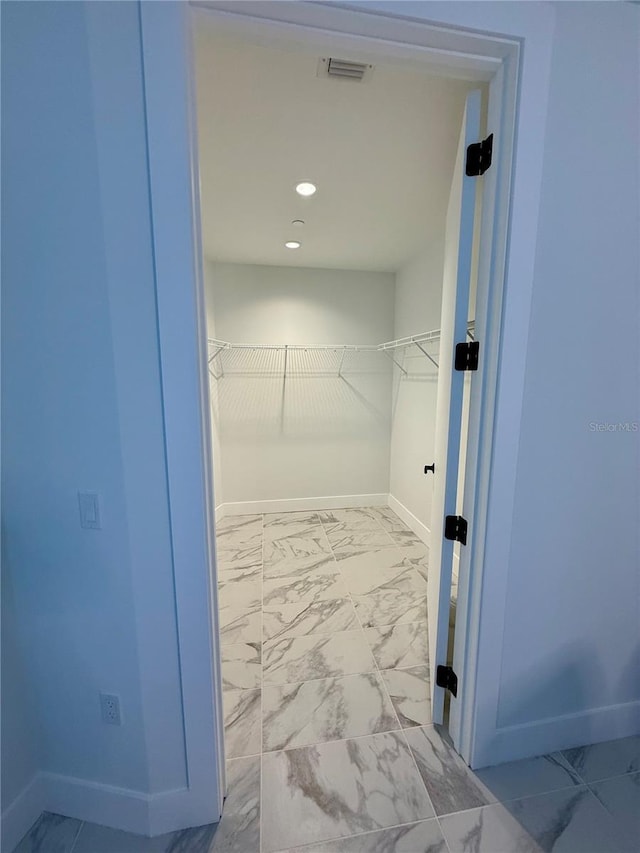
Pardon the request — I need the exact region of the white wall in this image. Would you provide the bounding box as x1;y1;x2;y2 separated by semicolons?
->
496;1;640;736
204;262;395;507
1;2;190;846
1;549;39;824
389;245;444;531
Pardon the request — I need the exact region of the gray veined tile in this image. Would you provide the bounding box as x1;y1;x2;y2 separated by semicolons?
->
264;524;328;553
389;529;425;547
398;541;430;563
590;771;640;849
338;548;426;597
264;510;320;528
261;731;435;852
263;520;324;545
369;505;407;527
319;508;381;530
172;756;261;853
219;605;261;645
216;518;263;571
381;666;432;728
281;819;448;852
404;725;496;815
13;812;82;853
263;598;358;642
72;822;174;852
413;561;428;584
327;529;398;558
221;642;261;689
217;542;263;572
475;752;582;802
562;735;640;782
216;513;262;534
371;509;422;545
398;542;430;582
353;590;427;628
441;784;637;853
438;802;540;853
166;825;219;853
263;544;335;580
263;568;348;606
262;672;399;751
223;687;261;758
263;630;376;685
364;622;429;670
217;567;262;611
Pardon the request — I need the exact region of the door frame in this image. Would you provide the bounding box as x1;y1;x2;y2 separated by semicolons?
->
139;0;554;829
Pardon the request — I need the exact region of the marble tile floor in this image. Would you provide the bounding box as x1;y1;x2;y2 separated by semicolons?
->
16;736;640;852
218;507;432;765
15;509;640;852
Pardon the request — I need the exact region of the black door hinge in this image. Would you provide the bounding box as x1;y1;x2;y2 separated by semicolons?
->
436;665;458;697
466;133;493;177
455;340;479;371
444;515;468;545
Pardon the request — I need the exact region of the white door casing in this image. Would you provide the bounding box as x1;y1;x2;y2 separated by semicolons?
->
138;0;536;829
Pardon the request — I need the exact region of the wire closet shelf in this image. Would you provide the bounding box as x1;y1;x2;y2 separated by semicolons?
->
207;322;475;379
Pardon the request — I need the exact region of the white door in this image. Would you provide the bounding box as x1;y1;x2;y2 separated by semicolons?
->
428;89;482;725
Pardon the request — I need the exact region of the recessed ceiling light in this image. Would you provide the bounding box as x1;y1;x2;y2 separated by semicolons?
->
291;219;305;227
295;182;317;197
285;241;301;249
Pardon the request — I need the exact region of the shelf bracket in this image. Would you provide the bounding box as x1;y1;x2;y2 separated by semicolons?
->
382;349;408;376
413;341;439;369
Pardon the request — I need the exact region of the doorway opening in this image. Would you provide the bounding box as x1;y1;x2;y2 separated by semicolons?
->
139;0;520;837
192;7;486;788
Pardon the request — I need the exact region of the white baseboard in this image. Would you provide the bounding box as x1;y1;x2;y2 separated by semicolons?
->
216;493;388;520
474;700;640;769
387;494;430;547
1;773;45;853
42;771;153;837
1;773;210;848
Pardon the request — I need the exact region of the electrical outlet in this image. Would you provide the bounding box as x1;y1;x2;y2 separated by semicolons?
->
100;693;121;726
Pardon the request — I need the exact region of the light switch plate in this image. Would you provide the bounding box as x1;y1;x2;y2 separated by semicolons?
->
78;491;101;530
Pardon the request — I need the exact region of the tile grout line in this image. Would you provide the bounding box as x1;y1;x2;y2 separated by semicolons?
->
321;507;400;562
268;816;446;853
585;767;640;786
316;516;402;740
336;507;447;850
320;510;430;738
263;723;415;756
262;662;433;691
259;509;437;852
264;508;444;852
429;778;598;820
398;725;451;853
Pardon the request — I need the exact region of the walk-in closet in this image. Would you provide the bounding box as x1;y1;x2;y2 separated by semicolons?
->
193;13;481;830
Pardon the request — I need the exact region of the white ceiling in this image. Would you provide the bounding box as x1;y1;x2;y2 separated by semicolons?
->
194;20;475;272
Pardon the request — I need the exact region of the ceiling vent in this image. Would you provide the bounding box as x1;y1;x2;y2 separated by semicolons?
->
317;57;373;82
